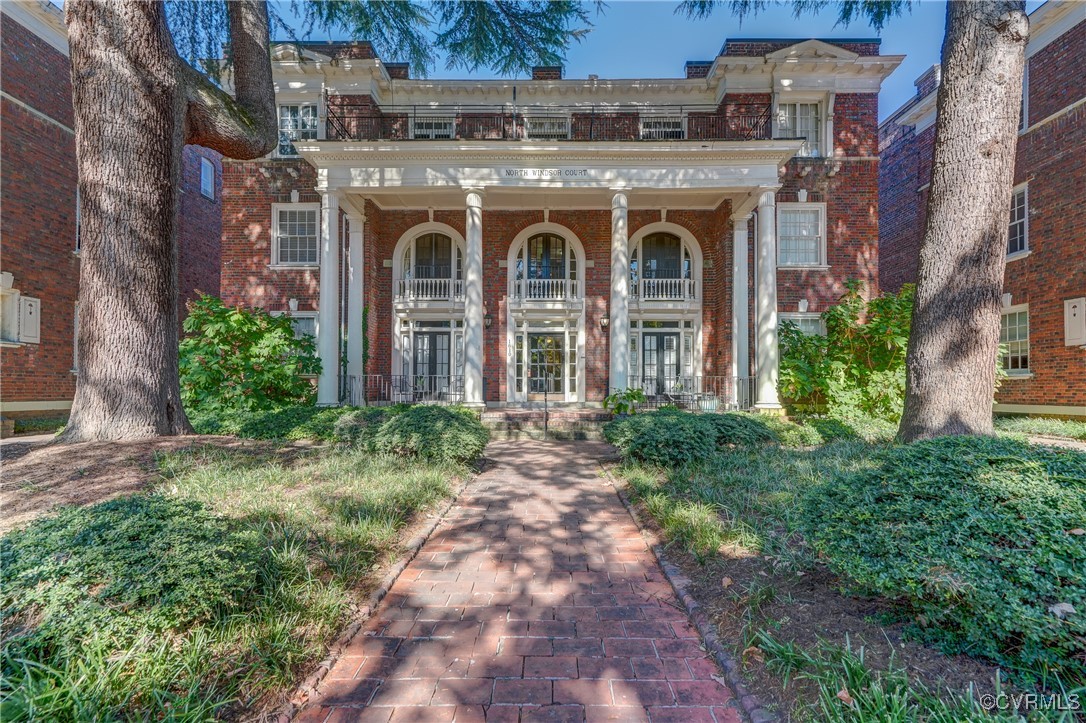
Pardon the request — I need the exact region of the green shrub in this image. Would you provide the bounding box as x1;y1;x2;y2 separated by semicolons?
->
11;416;67;436
1;496;258;660
779;280;913;422
332;406;407;448
802;437;1086;685
189;405;348;441
604;409;717;467
704;412;778;447
373;406;488;463
179;295;321;414
803;412;898;444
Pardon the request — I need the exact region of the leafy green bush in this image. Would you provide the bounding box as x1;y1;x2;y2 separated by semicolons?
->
804;413;898;444
1;496;258;660
189;404;347;441
605;409;716;466
779;281;913;422
603;388;647;415
704;412;779;447
332;406;406;448
373;406;488;463
802;437;1086;684
180;295;321;414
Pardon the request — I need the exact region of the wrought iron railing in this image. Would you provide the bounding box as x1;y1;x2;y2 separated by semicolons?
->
326;103;772;142
624;375;754;411
347;374;464;406
632;278;697;301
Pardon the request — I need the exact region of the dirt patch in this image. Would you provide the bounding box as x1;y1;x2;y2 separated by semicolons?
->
0;435;274;533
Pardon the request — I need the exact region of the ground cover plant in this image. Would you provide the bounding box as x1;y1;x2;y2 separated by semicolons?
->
609;409;1086;718
994;416;1086;442
0;404;487;720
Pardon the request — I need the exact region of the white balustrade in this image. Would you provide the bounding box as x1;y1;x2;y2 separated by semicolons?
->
396;277;462;301
516;278;575;300
636;278;696;300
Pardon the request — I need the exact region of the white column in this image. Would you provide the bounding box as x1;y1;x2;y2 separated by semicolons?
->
731;215;751;406
755;192;782;409
609;191;630;392
463;189;485;405
317;192;340;405
345;213;365;381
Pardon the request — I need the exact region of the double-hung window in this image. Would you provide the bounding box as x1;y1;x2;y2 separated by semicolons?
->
1008;185;1028;257
272;203;320;267
779;313;825;336
200;157;215;199
278;104;318;156
1000;305;1030;374
777;203;826;267
525;116;570;140
640;116;684;140
777;102;821;156
412;116;455;139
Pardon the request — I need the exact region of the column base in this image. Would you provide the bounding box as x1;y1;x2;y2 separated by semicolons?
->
753;403;785;415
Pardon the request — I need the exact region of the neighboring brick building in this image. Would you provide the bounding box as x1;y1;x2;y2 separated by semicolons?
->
0;0;223;423
879;1;1085;418
220;37;901;409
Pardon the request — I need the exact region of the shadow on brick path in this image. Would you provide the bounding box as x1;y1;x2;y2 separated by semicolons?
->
296;440;741;723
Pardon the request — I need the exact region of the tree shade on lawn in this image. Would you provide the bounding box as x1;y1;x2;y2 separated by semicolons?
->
678;0;1029;442
60;0;593;442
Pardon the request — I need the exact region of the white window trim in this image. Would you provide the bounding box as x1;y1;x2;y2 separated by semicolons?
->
276;102;319;158
638;114;686;141
523;113;572;140
772;95;829;158
777;202;828;268
1008;182;1029;258
409;114;456;140
270;202;321;269
271;310;318;342
778;312;825;335
200;157;215;200
1000;302;1031;377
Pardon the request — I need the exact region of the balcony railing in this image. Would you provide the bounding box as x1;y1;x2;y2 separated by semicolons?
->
326;103;772;142
633;278;697;301
347;374;464;406
625;375;754;411
511;278;579;301
396;278;464;302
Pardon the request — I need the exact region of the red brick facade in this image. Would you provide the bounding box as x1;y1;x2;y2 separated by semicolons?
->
878;10;1086;414
0;5;223;419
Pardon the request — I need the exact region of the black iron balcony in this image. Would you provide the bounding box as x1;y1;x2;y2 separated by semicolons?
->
326;103;772;142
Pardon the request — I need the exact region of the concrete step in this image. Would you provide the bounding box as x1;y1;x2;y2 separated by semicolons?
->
482;409;612;441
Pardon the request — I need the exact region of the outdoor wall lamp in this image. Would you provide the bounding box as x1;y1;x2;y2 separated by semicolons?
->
600;317;609;329
484;313;492;328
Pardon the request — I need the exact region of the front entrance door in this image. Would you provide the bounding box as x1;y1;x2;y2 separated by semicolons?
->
642;332;679;396
413;332;450;397
527;333;564;400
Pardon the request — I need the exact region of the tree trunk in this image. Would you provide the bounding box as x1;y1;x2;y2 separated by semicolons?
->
898;1;1028;442
60;0;276;442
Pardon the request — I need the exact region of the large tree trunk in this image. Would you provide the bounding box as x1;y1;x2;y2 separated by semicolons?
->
898;1;1028;442
60;0;276;442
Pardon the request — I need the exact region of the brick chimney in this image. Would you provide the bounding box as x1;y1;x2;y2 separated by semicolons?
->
531;65;563;81
385;62;409;80
685;61;712;79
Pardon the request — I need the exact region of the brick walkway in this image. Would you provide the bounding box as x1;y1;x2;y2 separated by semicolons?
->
297;441;739;723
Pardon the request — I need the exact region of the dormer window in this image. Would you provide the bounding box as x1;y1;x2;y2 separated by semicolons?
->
412;116;455;140
640;116;684;140
776;102;821;157
525;116;570;140
278;104;318;156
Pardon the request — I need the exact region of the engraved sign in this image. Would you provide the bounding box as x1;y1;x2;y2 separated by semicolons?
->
502;168;592;179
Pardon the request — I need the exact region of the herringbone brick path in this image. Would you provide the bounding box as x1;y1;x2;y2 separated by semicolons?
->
296;441;739;723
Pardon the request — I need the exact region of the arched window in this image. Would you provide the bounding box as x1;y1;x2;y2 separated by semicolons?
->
630;232;696;301
513;233;579;300
398;232;463;300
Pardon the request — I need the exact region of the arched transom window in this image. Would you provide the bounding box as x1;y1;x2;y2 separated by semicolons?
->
630;232;696;300
398;232;463;300
513;233;579;300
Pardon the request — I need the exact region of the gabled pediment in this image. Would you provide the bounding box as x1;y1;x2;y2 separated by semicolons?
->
270;43;331;63
765;39;859;62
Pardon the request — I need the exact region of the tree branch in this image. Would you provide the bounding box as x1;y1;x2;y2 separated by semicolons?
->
181;0;276;158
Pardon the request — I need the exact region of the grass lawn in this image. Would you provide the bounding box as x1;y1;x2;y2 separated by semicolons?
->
611;413;1086;721
1;441;472;720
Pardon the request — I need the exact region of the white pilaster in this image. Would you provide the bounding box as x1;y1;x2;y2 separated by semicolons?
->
609;191;630;392
317;192;340;405
463;189;485;405
755;192;782;409
731;215;751;406
346;213;365;381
